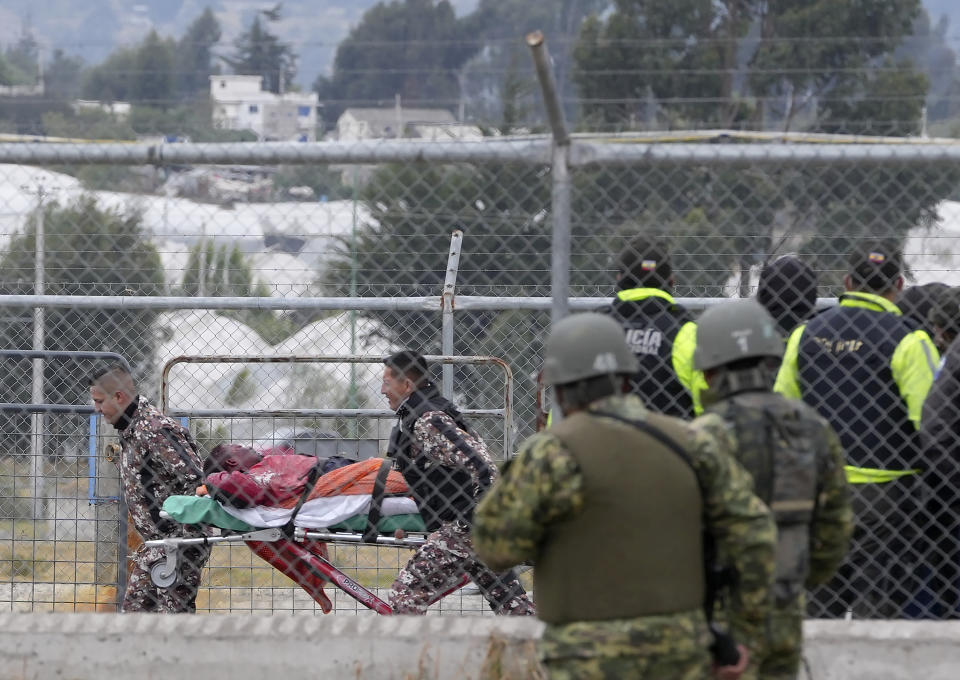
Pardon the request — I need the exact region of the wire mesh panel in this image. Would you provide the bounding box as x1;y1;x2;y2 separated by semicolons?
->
0;137;958;619
157;353;519;615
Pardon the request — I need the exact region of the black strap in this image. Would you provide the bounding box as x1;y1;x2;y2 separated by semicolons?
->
361;459;394;544
427;414;493;493
159;428;203;480
282;462;322;537
591;410;701;493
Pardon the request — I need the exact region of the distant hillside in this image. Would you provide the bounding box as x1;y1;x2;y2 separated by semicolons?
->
0;0;479;90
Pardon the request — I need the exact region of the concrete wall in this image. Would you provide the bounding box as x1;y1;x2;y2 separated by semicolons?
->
0;613;545;680
1;614;959;680
804;620;960;680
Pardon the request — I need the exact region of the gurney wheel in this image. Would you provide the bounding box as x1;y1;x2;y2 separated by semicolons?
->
149;560;178;588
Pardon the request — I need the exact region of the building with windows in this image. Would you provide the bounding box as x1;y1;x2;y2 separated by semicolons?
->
210;75;319;142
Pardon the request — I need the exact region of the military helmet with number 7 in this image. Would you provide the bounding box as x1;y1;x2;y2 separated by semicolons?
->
694;298;784;371
542;312;639;387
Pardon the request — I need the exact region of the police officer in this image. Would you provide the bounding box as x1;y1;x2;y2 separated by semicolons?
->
921;288;960;617
474;313;776;679
692;299;852;678
756;255;819;338
898;282;949;342
380;351;535;615
927;285;960;353
603;235;706;417
88;363;210;612
774;240;939;618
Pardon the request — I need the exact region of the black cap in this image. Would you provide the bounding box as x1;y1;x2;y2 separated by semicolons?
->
616;235;672;290
383;350;429;385
848;239;903;293
756;255;818;336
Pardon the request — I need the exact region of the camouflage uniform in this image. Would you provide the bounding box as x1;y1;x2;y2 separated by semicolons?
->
474;394;776;679
118;395;210;613
694;394;852;680
388;405;535;615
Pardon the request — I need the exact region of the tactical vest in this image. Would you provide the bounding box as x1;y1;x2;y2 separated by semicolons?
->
535;410;704;624
797;303;917;470
387;385;481;531
605;291;696;419
707;390;821;605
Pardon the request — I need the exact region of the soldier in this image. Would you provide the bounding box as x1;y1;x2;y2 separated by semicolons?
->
775;240;939;617
89;363;210;613
473;313;776;680
380;350;535;615
692;299;852;679
603;235;706;418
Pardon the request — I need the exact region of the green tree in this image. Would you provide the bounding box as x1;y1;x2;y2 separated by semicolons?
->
131;31;176;107
4;24;39;84
898;10;960;125
44;50;85;101
0;53;19;86
458;0;606;127
226;4;296;94
315;0;479;126
569;0;951;294
176;8;222;99
322;161;614;437
572;0;925;133
0;196;164;456
180;241;294;344
81;47;138;102
748;0;923;133
127;102;256;142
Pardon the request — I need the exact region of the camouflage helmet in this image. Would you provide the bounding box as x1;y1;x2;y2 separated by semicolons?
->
542;312;638;387
694;299;784;371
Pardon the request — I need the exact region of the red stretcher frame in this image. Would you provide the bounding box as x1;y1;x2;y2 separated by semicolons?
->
145;528;470;615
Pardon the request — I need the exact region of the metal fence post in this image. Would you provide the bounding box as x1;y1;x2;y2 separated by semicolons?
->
30;188;45;522
441;230;463;399
528;30;572;326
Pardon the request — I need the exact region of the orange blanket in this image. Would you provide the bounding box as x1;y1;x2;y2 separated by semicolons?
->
276;458;408;509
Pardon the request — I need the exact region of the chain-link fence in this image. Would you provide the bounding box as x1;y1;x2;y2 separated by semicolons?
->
0;124;959;619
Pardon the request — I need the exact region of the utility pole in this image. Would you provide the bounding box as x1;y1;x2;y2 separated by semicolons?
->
395;93;403;138
29;184;46;521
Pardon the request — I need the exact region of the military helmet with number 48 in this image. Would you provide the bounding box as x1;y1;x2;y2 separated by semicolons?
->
694;299;784;371
542;312;639;387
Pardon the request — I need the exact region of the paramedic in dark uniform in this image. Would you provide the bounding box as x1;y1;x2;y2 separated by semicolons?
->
89;363;210;612
474;313;775;679
380;351;535;615
775;240;939;617
602;235;706;418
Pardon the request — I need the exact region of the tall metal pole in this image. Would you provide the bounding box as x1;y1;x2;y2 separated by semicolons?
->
348;167;360;438
30;187;46;521
441;230;463;399
527;30;572;325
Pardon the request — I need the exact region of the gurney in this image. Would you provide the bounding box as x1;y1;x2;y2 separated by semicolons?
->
144;464;469;615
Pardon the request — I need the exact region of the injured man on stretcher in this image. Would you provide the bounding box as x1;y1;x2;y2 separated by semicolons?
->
155;443;433;614
163;443;426;534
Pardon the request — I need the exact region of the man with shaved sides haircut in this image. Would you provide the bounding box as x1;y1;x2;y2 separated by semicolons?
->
89;363;210;612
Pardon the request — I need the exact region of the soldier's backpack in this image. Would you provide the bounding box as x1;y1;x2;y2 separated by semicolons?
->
714;392;821;605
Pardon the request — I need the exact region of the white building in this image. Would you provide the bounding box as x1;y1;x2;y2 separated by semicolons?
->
336;107;483;141
210;75;319;142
